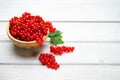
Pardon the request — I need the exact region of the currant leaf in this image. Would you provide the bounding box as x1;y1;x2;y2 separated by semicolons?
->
49;30;64;45
50;37;64;45
49;30;62;38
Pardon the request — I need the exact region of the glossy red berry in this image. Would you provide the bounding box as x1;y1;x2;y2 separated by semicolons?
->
39;53;60;70
50;45;75;55
9;12;52;47
45;21;56;33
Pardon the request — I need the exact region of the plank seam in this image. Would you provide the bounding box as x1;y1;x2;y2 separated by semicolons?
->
1;21;120;23
1;63;120;66
1;40;120;43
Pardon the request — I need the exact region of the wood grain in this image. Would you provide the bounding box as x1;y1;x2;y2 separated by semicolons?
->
0;42;120;64
0;65;120;80
0;0;120;21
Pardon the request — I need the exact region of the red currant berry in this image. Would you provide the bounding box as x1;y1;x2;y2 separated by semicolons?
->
50;45;75;55
39;53;60;70
9;12;51;47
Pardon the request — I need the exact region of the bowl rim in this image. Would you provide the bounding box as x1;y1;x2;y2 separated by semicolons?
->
6;24;49;44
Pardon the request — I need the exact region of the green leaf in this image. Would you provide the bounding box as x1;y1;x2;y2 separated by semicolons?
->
49;29;64;45
54;35;62;39
49;30;62;38
57;39;64;44
50;38;64;45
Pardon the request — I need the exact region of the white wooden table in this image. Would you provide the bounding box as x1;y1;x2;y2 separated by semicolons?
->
0;0;120;80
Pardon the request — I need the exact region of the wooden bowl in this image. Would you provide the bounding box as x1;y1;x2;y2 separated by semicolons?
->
6;24;49;49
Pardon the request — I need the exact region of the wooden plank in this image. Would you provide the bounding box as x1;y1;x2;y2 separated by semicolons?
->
0;0;120;21
0;65;120;80
1;22;120;41
0;42;120;64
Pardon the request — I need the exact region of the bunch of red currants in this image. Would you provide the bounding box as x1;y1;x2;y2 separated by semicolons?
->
9;12;56;47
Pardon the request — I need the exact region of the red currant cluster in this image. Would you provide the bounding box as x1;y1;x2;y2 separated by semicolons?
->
39;46;74;70
45;21;56;33
39;53;60;70
9;12;56;47
50;45;75;55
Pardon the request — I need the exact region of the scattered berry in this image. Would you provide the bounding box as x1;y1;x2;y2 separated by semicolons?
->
39;53;60;70
50;45;75;55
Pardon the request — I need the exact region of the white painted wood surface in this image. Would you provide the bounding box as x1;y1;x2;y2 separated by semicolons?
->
0;42;120;65
0;65;120;80
0;0;120;80
0;0;120;21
